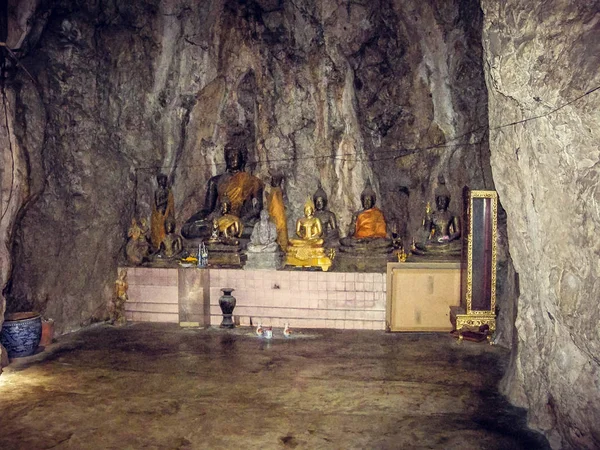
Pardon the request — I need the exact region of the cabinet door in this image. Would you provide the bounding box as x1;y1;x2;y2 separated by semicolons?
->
388;264;461;331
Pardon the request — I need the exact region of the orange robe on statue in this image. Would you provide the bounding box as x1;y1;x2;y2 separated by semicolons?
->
354;207;387;239
151;190;174;249
217;172;263;217
267;186;288;251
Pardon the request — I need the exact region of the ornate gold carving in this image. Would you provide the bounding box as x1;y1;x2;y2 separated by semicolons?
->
465;190;498;315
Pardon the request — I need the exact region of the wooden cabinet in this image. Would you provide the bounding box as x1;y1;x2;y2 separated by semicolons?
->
386;262;461;332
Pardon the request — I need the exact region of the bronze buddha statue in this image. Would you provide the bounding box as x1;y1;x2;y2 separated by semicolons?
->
286;198;332;271
158;217;183;259
337;181;394;272
412;180;461;258
313;183;339;248
150;173;174;250
181;143;263;239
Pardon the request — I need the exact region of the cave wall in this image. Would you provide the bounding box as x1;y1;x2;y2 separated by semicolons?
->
481;1;600;448
2;0;493;336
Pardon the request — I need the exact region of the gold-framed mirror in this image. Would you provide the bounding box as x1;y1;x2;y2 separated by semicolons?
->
453;189;498;333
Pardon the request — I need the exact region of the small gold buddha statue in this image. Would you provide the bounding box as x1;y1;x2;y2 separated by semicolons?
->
126;217;150;265
215;197;244;244
285;198;332;271
412;179;461;258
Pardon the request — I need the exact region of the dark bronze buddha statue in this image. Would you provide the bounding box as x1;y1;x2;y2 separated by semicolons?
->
181;144;263;239
337;181;394;272
313;183;339;248
412;180;461;258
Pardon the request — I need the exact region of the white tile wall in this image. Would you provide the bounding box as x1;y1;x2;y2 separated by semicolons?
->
209;269;386;330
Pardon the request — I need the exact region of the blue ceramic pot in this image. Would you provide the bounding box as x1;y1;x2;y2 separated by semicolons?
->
1;312;42;358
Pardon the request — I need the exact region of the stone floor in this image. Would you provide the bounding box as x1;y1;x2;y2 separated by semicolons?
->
0;323;550;450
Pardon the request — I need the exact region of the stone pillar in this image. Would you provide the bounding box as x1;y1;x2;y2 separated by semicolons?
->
178;268;210;327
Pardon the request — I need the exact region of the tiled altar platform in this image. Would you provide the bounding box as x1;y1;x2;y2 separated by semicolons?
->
124;267;386;330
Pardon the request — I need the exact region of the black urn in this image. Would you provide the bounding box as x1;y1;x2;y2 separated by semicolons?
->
219;288;236;328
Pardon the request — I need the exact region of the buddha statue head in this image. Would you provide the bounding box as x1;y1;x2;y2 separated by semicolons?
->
360;180;376;210
157;173;168;189
304;197;316;218
224;143;245;172
313;183;328;212
435;180;451;212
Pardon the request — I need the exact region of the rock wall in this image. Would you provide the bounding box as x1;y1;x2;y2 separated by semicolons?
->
3;0;493;335
482;1;600;448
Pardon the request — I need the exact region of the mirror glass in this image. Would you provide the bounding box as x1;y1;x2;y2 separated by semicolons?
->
470;197;493;311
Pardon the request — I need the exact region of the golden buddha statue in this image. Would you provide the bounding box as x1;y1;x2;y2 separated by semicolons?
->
126;218;150;265
181;143;263;239
216;198;243;242
204;199;245;267
285;198;332;271
412;179;461;258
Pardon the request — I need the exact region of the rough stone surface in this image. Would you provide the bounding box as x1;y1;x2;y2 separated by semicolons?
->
0;323;550;449
481;1;600;448
1;0;497;336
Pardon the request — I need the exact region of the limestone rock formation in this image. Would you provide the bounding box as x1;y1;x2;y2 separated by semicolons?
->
482;1;600;448
1;0;494;337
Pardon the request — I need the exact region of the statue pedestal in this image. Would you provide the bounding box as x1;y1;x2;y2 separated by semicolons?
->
244;252;284;270
207;243;246;268
334;252;394;273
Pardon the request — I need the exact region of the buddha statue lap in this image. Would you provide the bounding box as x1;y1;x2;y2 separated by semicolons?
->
313;183;340;249
337;181;394;272
181;143;263;240
412;180;461;259
285;198;332;271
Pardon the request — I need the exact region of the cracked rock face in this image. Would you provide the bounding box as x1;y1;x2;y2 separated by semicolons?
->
482;1;600;448
3;0;493;335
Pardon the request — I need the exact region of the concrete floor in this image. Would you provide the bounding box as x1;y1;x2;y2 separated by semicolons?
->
0;323;549;450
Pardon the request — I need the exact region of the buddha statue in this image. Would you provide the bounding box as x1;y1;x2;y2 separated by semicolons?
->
181;143;263;239
313;183;339;248
285;198;332;271
348;180;387;239
412;180;461;258
338;181;394;272
150;173;175;250
205;198;245;267
157;217;183;259
247;210;279;253
215;197;244;244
